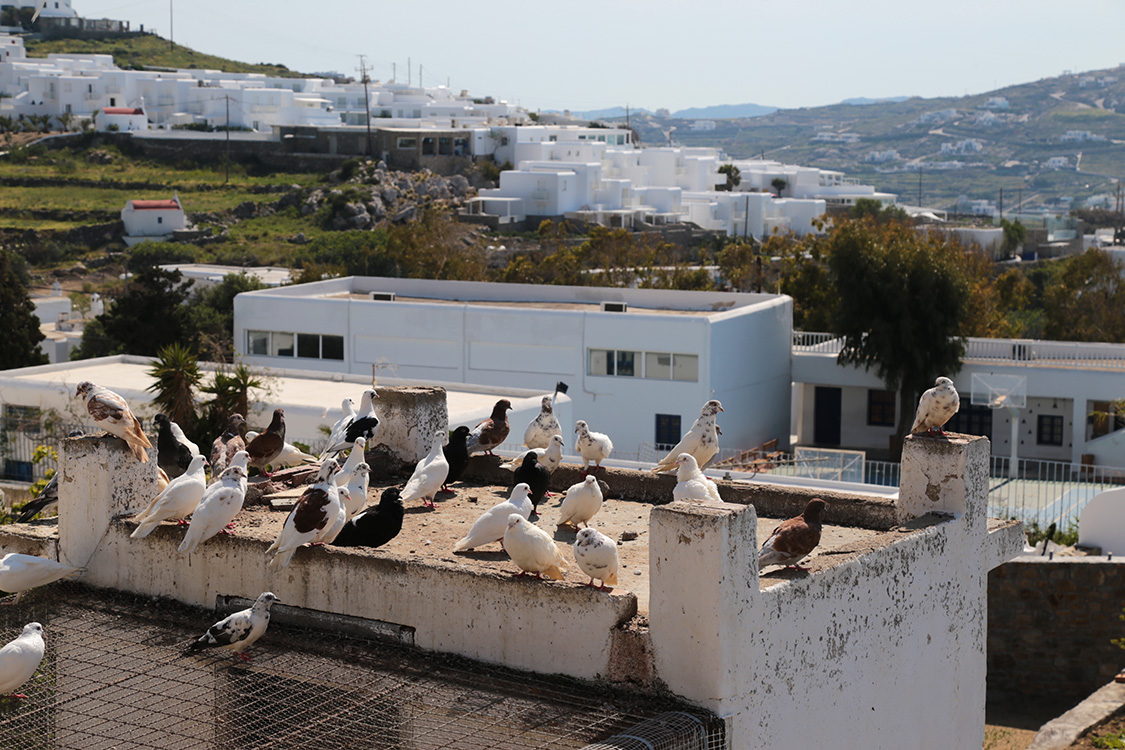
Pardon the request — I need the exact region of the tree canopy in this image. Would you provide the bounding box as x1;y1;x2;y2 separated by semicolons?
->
72;266;192;359
0;249;48;370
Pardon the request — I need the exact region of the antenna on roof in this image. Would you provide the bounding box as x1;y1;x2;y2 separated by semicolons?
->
30;0;46;23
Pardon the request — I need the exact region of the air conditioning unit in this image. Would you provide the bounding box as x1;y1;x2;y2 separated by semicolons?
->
370;292;396;302
601;302;628;313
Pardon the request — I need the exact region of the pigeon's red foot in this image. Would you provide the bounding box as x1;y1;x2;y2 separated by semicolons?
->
177;519;190;526
9;693;27;700
224;523;237;529
235;653;253;663
513;571;528;578
585;579;595;587
310;542;324;547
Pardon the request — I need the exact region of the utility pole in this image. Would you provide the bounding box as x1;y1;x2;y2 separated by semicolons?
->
999;187;1004;220
407;57;411;86
917;164;922;208
625;103;630;132
357;55;372;156
419;64;422;87
224;95;230;184
169;0;174;51
392;63;396;83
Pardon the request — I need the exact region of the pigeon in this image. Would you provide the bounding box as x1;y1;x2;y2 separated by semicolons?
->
245;431;317;467
177;461;249;555
442;425;471;490
504;514;568;580
185;592;278;662
911;377;960;436
400;433;450;509
512;451;551;514
319;397;356;460
758;498;828;571
209;413;247;476
131;454;208;539
501;434;565;474
574;527;620;589
266;459;343;571
319;485;351;546
331;487;404;548
652;400;724;473
465;399;512;455
324;389;379;455
0;623;45;698
0;554;84;604
672;453;722;503
556;475;604;529
336;439;370;519
15;474;58;524
245;409;286;477
575;420;613;474
453;484;534;552
76;381;152;462
155;414;200;480
523;396;562;450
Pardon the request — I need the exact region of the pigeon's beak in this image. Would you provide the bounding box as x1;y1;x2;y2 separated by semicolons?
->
719;405;725;412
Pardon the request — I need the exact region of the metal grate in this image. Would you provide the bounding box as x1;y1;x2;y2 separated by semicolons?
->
0;584;723;750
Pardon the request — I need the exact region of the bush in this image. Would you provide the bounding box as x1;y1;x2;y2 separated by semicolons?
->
126;241;200;273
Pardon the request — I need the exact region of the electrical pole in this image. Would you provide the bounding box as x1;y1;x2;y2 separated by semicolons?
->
999;187;1004;221
407;57;411;86
224;95;230;184
917;164;922;208
169;0;174;51
357;55;372;157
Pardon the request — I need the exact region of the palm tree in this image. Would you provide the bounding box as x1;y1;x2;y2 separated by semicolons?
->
146;343;202;439
718;164;741;192
201;362;267;436
771;177;788;197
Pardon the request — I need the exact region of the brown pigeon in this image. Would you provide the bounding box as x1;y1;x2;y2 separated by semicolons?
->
76;381;152;462
758;499;827;572
465;399;512;455
210;413;247;476
245;409;286;477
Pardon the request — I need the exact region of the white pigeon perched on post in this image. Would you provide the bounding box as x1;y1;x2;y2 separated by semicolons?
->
131;454;208;539
185;592;278;662
0;623;45;697
556;475;604;529
324;389;379;456
911;377;960;436
76;381;152;462
575;420;613;475
574;527;620;590
672;453;722;503
500;433;565;473
453;484;533;552
266;459;343;571
523;396;562;450
178;461;249;555
400;433;450;510
651;400;724;473
0;554;84;604
504;514;568;580
319;398;356;460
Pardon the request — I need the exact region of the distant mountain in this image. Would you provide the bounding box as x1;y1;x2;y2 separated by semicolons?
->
838;96;910;106
565;106;653;120
671;103;777;119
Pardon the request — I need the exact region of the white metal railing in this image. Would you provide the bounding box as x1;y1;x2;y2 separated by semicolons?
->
791;332;844;354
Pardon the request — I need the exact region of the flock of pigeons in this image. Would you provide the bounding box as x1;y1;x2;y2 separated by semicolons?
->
0;376;962;696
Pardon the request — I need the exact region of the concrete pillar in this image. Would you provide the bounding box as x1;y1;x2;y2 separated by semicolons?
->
372;386;448;464
648;500;757;709
1071;396;1089;466
897;433;990;529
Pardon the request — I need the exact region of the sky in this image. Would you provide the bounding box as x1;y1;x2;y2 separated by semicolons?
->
75;0;1125;113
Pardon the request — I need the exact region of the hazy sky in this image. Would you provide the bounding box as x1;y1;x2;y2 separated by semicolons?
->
76;0;1125;112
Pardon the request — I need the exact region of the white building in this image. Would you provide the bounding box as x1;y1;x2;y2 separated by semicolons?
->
158;264;292;290
94;105;147;131
233;277;794;458
4;0;76;17
121;196;185;245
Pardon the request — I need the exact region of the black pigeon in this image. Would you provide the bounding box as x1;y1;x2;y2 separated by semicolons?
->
512;451;550;515
325;389;379;455
155;414;197;480
16;429;85;523
442;426;471;490
331;488;405;548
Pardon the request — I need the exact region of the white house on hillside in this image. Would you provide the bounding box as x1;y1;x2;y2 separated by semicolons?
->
94;105;147;132
121;196;186;246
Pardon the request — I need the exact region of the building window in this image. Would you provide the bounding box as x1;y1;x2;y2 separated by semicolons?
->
396;137;417;149
867;390;896;427
946;404;992;437
645;352;671;379
672;354;698;381
590;349;697;381
271;332;294;357
655;414;682;449
1089;401;1125;439
251;330;343;361
247;330;269;356
1037;414;1064;446
588;349;637;377
322;335;344;360
297;333;320;358
157;216;163;224
615;350;636;376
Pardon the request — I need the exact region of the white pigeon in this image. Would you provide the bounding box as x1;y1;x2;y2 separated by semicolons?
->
244;431;317;467
185;592;278;662
672;453;722;503
501;434;565;473
0;623;45;697
324;389;380;455
556;475;604;529
319;397;356;460
336;454;371;521
170;420;201;458
0;554;84;604
652;399;724;473
400;432;450;509
75;380;151;462
523;396;562;450
178;462;249;555
911;376;960;435
228;450;250;472
453;484;534;552
266;459;343;571
574;420;613;474
320;485;351;545
131;454;208;539
504;514;568;580
574;527;620;589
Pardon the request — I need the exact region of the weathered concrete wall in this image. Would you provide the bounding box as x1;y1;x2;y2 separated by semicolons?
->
988;556;1125;707
370;386;448;465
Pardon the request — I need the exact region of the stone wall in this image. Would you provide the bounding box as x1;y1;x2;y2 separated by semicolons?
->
987;557;1125;706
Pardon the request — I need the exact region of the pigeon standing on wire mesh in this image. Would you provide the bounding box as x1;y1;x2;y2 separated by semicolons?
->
512;451;551;515
651;400;724;473
574;527;619;590
442;425;471;491
575;420;613;475
501;434;565;474
131;454;208;539
266;459;343;571
556;475;604;529
759;499;827;572
154;413;200;480
0;623;45;698
185;592;278;662
504;514;568;580
400;433;450;509
0;554;84;604
466;399;513;456
245;408;286;477
209;413;246;476
523;396;562;450
453;484;534;552
319;397;356;460
331;487;404;548
672;453;722;504
76;381;152;462
911;377;960;436
178;460;249;555
324;389;380;456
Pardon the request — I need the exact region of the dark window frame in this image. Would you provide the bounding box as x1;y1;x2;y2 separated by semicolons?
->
866;389;896;427
1037;414;1064;446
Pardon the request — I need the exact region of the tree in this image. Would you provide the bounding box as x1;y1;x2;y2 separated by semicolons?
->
771;177;787;197
72;266;193;359
827;217;970;450
1000;218;1027;258
146;343;202;438
849;197;909;224
188;273;265;361
385;207;486;280
718;164;741;192
1043;248;1125;342
0;249;48;370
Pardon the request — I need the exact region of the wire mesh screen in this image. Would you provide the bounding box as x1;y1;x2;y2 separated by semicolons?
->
0;584;724;750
